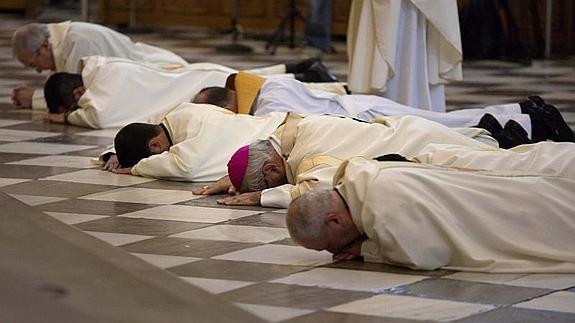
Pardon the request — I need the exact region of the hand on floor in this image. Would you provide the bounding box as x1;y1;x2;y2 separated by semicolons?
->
102;154;120;171
193;176;236;195
12;84;34;109
217;191;261;206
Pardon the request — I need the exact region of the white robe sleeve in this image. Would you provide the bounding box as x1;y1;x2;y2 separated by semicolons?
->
131;147;192;181
31;88;48;111
260;184;293;208
66;105;99;128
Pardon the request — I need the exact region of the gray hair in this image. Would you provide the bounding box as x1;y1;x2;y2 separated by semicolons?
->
12;23;50;56
286;190;335;246
241;139;275;192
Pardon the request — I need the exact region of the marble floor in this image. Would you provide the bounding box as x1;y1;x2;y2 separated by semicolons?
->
1;13;575;323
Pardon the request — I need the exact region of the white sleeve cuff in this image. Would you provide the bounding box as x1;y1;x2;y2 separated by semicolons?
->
260;184;294;208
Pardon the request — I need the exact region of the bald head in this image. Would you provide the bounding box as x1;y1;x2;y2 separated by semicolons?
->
287;190;360;254
193;87;237;112
12;23;55;71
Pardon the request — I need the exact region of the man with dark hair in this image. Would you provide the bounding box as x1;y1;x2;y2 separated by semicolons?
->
114;123;163;168
193;87;237;113
109;102;287;182
43;72;84;122
43;56;343;129
192;74;574;144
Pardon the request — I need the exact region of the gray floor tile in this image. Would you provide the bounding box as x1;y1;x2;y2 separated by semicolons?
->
0;180;116;197
220;282;375;310
169;258;309;282
121;236;259;258
38;199;154;215
392;278;551;305
74;217;211;236
284;311;421;323
456;307;575;323
323;260;454;277
0;164;78;179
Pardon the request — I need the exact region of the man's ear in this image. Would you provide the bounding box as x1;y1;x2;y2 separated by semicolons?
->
325;212;342;226
72;86;85;100
41;39;51;50
147;136;162;151
262;162;280;176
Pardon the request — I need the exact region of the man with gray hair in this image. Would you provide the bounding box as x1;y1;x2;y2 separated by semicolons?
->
199;113;498;206
286;157;575;273
11;21;187;109
204;114;575;209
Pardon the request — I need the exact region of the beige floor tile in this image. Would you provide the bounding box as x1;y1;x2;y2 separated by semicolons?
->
120;205;260;223
235;303;314;322
329;294;495;321
181;277;255;294
80;187;202;205
171;224;289;243
0;142;95;154
84;231;154;246
273;268;426;292
43;169;156;186
9;194;67;206
514;291;575;314
44;212;108;225
8;155;98;168
130;253;201;269
214;244;333;266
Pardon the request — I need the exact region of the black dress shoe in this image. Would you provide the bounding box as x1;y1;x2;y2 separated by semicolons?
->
304;61;338;83
528;95;546;107
519;97;548;142
502;120;533;147
541;104;575;142
476;113;503;136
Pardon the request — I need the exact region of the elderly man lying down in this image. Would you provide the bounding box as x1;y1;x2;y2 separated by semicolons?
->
12;21;335;110
287;157;575;273
201;110;574;208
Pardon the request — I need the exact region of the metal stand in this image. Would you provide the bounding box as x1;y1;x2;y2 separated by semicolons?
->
216;0;253;54
265;0;305;55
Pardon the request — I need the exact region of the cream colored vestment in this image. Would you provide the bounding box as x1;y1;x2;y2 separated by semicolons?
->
67;56;235;128
334;157;575;273
131;103;287;182
260;115;493;208
414;142;575;179
32;21;187;109
347;0;462;111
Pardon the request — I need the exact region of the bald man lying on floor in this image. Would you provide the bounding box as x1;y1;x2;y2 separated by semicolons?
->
287;157;575;273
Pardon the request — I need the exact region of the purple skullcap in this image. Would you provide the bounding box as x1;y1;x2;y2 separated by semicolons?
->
227;145;250;190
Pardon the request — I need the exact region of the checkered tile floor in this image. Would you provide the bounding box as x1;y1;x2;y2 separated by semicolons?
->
1;13;575;323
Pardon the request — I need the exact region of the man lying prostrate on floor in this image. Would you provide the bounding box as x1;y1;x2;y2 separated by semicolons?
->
217;133;575;209
201;111;575;208
286;157;575;273
106;103;287;182
42;56;345;129
194;113;497;206
11;20;336;110
11;21;187;110
193;72;575;144
42;56;235;128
